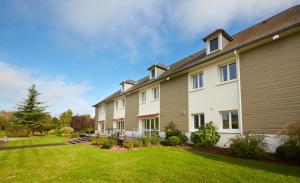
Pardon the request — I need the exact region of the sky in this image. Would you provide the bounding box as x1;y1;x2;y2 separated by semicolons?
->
0;0;299;116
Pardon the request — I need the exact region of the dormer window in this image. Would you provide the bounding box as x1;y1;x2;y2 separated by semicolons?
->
150;69;156;79
120;80;136;92
210;37;219;52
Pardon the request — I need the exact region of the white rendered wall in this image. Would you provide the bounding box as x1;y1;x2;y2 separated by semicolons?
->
113;97;125;119
97;104;106;121
138;85;160;116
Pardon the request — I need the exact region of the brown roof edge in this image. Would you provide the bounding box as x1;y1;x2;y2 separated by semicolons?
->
202;29;233;41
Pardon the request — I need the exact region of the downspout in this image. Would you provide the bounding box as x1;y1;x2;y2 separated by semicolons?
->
234;50;243;135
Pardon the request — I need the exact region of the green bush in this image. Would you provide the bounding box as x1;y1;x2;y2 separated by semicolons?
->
166;136;181;146
133;139;144;147
48;129;56;135
151;135;161;145
91;137;108;145
142;136;152;146
165;122;187;144
0;131;6;138
6;124;28;137
191;122;220;147
230;134;267;159
101;138;117;149
276;122;300;162
60;127;74;137
276;144;300;162
123;140;134;148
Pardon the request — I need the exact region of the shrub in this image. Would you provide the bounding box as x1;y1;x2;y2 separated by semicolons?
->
166;136;181;146
230;133;267;159
276;122;300;162
0;131;6;138
6;124;28;137
91;137;108;145
123;140;134;148
48;129;56;135
101;138;117;149
165;122;187;144
191;122;220;147
276;144;300;162
133;139;144;147
142;136;152;146
151;135;161;145
60;127;74;137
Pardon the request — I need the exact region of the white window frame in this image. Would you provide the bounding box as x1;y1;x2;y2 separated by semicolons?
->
152;87;160;100
209;37;219;53
191;72;204;90
220;110;239;132
140;91;146;104
150;68;156;79
219;61;237;83
192;113;205;130
141;117;160;136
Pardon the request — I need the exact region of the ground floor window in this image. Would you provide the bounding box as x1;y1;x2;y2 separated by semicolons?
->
98;121;105;132
141;117;159;136
221;110;239;130
114;121;124;131
193;113;205;129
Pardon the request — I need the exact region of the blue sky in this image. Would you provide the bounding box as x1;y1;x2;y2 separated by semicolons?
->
0;0;299;116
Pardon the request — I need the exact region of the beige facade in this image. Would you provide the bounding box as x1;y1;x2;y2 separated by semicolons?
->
125;92;139;130
240;32;300;134
160;74;189;132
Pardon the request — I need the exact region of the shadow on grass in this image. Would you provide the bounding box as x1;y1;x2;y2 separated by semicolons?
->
184;148;300;178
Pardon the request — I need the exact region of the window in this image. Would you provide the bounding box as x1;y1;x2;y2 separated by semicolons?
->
141;91;146;104
150;69;156;79
152;87;159;100
141;118;159;136
192;73;203;90
210;37;219;52
121;84;125;92
221;110;239;130
115;101;118;110
98;121;105;132
121;99;125;108
193;114;205;129
219;62;237;82
115;121;124;131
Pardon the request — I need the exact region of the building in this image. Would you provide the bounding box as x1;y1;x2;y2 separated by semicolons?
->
93;5;300;152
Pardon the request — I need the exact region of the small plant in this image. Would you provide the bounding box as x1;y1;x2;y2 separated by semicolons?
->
60;127;74;137
166;136;181;146
101;138;117;149
48;129;56;135
0;131;6;138
6;124;28;137
142;136;152;146
276;122;300;162
230;133;267;159
191;122;220;147
91;137;108;145
123;140;134;148
165;122;187;144
133;139;144;147
151;135;161;145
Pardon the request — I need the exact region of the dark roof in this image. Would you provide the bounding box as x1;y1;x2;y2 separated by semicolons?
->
93;5;300;107
202;29;233;41
120;79;136;85
147;63;168;70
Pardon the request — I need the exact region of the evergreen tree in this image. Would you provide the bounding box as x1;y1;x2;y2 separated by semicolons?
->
58;109;73;128
12;84;47;134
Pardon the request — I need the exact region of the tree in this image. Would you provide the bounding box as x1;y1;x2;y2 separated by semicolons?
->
0;110;13;130
71;114;95;133
12;84;47;135
58;109;73;128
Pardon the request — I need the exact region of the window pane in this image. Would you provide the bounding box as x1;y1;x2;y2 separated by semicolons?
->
200;114;205;127
231;111;239;129
151;69;155;78
222;112;229;129
151;119;155;130
155;118;159;130
220;65;228;82
199;74;203;88
193;75;199;89
210;37;219;52
194;115;199;129
229;62;237;80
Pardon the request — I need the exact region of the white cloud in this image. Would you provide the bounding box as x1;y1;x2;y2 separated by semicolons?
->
0;61;93;116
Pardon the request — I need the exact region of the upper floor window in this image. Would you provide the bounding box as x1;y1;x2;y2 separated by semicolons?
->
193;113;205;129
152;87;160;100
192;73;203;90
121;98;125;108
150;69;156;79
219;62;237;82
221;110;239;130
210;37;219;52
115;101;118;110
141;91;146;104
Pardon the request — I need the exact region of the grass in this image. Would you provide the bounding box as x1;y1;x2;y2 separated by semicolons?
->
4;135;67;147
0;137;299;183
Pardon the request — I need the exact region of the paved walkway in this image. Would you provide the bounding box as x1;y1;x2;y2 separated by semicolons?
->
0;143;67;150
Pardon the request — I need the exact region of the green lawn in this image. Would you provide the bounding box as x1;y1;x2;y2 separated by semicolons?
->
0;138;299;183
4;135;67;147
